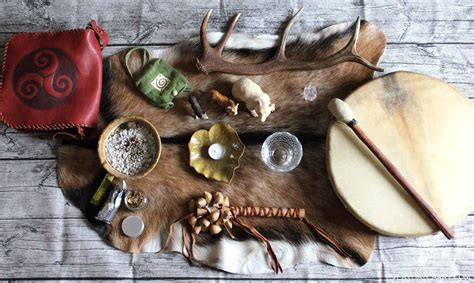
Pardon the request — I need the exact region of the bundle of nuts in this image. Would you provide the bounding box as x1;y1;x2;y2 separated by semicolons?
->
167;191;351;274
188;191;232;235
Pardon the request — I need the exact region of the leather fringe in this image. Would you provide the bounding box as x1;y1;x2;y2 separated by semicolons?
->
160;212;194;253
161;212;352;273
301;217;352;259
231;218;283;274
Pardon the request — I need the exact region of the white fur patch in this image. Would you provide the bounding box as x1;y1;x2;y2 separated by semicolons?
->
142;223;356;274
204;21;353;51
151;20;354;58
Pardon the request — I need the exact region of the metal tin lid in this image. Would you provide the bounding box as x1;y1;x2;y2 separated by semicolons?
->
121;215;144;238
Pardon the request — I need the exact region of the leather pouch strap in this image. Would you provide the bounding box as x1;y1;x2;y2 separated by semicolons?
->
88;20;109;49
124;47;152;80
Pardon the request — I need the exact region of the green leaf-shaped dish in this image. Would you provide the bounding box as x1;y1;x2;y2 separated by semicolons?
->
188;123;245;183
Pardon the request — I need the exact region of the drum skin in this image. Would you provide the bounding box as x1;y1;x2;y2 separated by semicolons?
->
327;71;474;237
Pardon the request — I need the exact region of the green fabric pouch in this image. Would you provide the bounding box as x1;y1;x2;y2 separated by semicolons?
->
125;47;192;109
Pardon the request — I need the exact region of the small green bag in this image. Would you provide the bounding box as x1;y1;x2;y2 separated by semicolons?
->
125;47;192;109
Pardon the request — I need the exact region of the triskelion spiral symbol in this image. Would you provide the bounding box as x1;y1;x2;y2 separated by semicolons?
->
156;77;168;88
34;49;58;76
13;48;78;109
16;73;43;99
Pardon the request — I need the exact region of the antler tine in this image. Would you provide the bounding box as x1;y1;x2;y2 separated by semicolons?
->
338;17;384;72
350;16;361;53
274;7;304;59
195;10;384;75
200;10;213;53
216;13;241;54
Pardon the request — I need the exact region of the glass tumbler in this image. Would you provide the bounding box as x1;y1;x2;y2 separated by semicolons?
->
261;132;303;172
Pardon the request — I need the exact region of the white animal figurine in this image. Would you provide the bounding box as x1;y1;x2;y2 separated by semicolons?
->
231;78;275;122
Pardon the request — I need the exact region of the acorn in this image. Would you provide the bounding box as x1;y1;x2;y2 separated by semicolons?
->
193;225;202;235
196;208;208;216
213;192;224;205
210;224;222;235
204;191;213;203
197;197;207;208
215;196;224;206
202;218;211;228
223;196;230;207
188;216;198;227
209;210;220;222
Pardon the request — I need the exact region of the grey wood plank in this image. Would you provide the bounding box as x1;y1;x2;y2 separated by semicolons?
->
0;125;57;160
381;44;474;99
0;186;82;219
0;159;57;188
0;0;473;45
0;159;80;219
0;216;472;279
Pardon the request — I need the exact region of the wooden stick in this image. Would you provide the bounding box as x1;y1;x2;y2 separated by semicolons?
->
328;98;455;239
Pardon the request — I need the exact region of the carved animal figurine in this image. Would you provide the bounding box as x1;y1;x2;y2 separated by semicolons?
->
231;78;275;122
188;95;208;120
207;90;239;116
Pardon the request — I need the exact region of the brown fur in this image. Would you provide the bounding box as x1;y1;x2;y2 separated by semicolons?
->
105;21;386;138
57;19;386;270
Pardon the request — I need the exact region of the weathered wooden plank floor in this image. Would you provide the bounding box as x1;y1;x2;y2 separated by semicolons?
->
0;0;473;281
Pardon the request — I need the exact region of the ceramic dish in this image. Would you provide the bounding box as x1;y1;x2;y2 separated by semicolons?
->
188;123;245;183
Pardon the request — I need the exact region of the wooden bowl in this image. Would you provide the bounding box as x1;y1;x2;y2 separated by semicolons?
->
98;116;162;180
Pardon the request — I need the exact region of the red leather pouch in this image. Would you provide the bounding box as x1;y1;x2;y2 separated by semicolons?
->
0;20;109;136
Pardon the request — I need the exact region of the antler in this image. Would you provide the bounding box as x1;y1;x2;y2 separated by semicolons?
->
195;8;384;75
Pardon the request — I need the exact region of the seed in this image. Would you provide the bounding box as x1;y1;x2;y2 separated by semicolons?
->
201;218;211;228
197;198;207;208
209;211;220;222
210;224;222;235
193;225;202;235
196;208;208;216
223;197;230;207
104;123;156;176
204;191;213;203
188;217;197;227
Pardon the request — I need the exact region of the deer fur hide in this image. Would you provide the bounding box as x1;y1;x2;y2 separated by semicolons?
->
57;19;386;274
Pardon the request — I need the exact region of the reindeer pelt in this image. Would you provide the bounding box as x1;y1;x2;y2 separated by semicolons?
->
57;19;386;274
